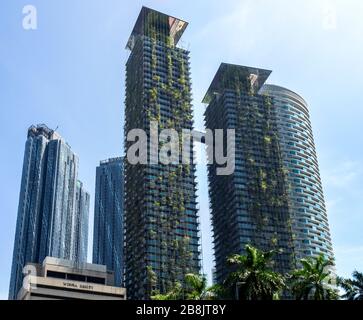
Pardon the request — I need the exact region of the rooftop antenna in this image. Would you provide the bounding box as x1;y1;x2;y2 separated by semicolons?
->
50;125;59;138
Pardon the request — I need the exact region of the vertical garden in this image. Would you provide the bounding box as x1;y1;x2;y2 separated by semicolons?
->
124;8;200;299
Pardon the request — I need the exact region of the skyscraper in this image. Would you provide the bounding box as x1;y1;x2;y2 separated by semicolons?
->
9;124;89;300
73;180;90;263
261;84;334;263
93;157;124;287
203;64;295;284
124;7;200;299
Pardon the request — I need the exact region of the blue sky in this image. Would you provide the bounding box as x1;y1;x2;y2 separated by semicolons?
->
0;0;362;299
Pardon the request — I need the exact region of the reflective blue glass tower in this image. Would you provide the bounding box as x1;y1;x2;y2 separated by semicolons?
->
73;180;90;263
38;136;79;261
9;124;88;299
93;157;124;287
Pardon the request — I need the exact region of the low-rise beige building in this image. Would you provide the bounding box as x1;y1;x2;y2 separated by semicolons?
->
18;257;126;300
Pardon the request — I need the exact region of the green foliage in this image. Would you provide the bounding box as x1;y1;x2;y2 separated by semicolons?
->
207;284;232;300
261;180;268;192
338;271;363;300
270;236;278;246
147;266;158;296
151;282;183;300
172;89;182;100
149;230;157;240
289;254;338;300
225;244;286;300
151;273;216;300
166;35;173;48
152;74;160;82
149;87;158;102
148;244;359;301
264;135;272;144
185;273;210;300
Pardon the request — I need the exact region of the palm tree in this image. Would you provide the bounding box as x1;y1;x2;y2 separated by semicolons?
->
151;273;216;300
225;244;285;300
184;273;210;300
207;284;232;300
289;254;338;300
151;282;183;300
338;271;363;300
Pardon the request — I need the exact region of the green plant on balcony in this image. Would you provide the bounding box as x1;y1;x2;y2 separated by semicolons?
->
153;74;161;82
261;180;268;192
172;89;181;100
166;35;173;48
264;135;272;144
147;265;158;296
149;230;157;239
149;87;158;102
167;52;173;86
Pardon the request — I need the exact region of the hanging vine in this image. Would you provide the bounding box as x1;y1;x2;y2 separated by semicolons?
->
233;73;294;270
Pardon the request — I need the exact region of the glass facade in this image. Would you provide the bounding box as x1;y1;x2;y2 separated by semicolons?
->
39;138;79;261
203;64;295;284
9;124;88;300
73;180;90;263
93;157;124;287
124;7;200;299
261;84;335;263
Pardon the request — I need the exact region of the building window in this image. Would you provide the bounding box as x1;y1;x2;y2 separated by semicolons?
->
46;270;66;279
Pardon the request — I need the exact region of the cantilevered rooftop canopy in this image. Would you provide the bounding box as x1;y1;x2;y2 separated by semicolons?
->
202;63;272;104
126;6;188;50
